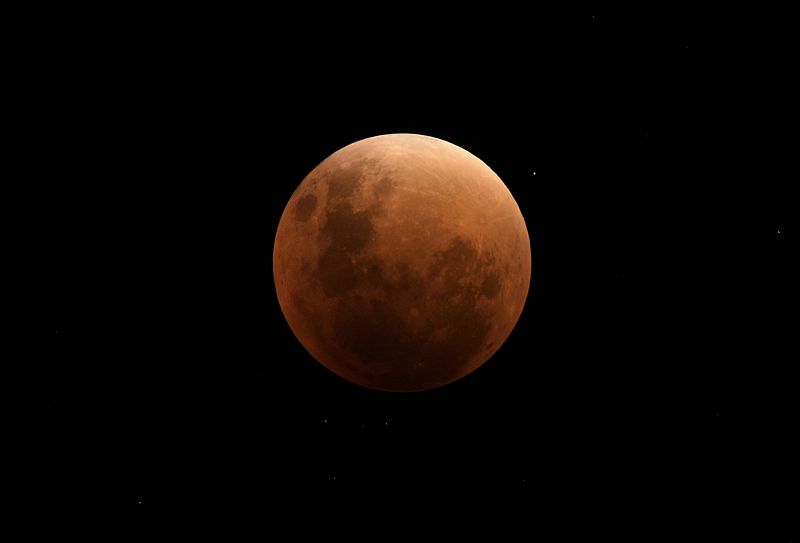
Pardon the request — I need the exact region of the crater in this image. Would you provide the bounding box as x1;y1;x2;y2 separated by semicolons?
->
292;292;324;344
384;261;424;294
333;296;419;368
373;176;394;198
317;202;376;298
317;245;359;298
327;171;363;200
429;237;478;279
363;259;384;287
480;273;501;298
294;194;317;222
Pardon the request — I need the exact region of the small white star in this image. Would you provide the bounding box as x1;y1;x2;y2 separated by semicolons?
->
532;171;536;176
322;418;327;423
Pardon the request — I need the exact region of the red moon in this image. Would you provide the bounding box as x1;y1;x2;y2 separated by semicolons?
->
273;134;531;392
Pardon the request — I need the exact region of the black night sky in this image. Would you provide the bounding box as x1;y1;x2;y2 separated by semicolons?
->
49;7;790;536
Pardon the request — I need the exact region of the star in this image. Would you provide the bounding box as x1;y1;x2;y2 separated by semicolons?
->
532;171;536;176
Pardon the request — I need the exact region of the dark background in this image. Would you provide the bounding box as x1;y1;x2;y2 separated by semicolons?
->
49;7;790;535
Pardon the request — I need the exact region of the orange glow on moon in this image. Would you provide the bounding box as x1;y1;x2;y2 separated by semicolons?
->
273;134;531;391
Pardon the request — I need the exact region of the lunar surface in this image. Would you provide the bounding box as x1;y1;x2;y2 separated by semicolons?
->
273;134;531;392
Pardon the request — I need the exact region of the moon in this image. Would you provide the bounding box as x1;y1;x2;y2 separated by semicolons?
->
273;134;531;392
